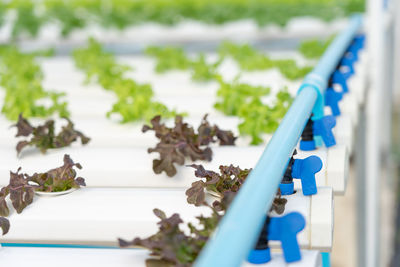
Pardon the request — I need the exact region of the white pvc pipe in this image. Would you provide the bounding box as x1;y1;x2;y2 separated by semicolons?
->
366;0;385;266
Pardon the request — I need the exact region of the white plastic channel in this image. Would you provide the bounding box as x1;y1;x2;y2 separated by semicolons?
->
0;246;322;267
0;145;348;195
0;187;333;250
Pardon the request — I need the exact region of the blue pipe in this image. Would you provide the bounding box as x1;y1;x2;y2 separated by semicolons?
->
194;15;362;267
302;14;362;120
313;15;362;82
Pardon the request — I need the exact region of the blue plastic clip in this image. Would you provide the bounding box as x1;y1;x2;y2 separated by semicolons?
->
325;88;343;116
269;212;306;263
313;115;336;147
332;70;349;93
340;57;355;79
354;34;366;49
292;156;323;196
346;47;358;61
247;212;306;264
300;116;336;150
345;34;365;65
279;154;323;196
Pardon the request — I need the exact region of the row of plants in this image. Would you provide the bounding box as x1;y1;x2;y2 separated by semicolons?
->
73;38;180;123
0;42;313;151
0;46;68;121
0;0;363;39
0;37;328;146
145;46;221;82
0;37;323;123
219;42;314;80
146;41;314;81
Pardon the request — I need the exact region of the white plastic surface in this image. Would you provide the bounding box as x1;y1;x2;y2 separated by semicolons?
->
0;246;322;267
310;187;334;251
0;187;333;251
0;145;347;194
0;146;263;188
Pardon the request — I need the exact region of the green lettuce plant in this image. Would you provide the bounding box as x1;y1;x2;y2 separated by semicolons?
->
73;38;179;122
2;0;364;39
299;35;335;59
214;77;293;144
146;46;221;82
0;46;68;121
219;41;313;80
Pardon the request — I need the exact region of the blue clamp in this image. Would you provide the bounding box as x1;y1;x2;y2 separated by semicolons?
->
313;115;336;147
292;156;323;196
248;212;306;264
279;154;323;196
342;34;365;76
300;116;336;150
269;212;306;263
345;47;358;62
354;34;366;50
325;88;343;116
348;34;365;56
332;70;349;93
340;57;355;79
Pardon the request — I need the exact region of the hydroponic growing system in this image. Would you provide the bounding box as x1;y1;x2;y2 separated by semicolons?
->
0;0;396;267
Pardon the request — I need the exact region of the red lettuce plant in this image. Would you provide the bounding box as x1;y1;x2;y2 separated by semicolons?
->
186;164;287;214
13;114;90;155
143;115;236;177
0;154;85;235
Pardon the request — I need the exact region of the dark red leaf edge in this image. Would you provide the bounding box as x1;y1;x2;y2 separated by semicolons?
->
0;217;10;235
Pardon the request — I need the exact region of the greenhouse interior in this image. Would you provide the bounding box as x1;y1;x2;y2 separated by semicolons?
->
0;0;399;267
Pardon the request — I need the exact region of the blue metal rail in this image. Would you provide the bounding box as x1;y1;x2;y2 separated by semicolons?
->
194;15;362;267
